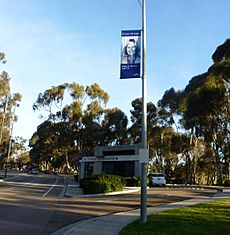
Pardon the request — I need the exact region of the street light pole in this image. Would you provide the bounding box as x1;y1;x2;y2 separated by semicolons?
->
140;0;148;224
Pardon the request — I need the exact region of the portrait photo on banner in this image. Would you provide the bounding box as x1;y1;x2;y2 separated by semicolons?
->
120;30;141;79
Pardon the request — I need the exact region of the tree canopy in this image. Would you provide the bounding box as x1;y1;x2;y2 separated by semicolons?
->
28;39;229;184
0;51;23;170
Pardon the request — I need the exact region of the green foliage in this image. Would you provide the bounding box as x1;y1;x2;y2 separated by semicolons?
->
79;174;126;194
30;82;113;169
181;42;230;184
150;126;183;179
129;98;158;146
0;52;6;64
158;87;183;130
86;83;109;105
102;108;129;145
125;176;141;187
212;38;230;62
224;180;230;186
29;120;76;169
155;38;230;185
0;51;22;166
29;39;229;185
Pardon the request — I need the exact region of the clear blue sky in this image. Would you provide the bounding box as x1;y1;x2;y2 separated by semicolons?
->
0;0;229;140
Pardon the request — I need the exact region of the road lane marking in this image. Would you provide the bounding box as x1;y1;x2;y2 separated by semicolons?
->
42;178;59;197
2;181;60;187
95;200;115;203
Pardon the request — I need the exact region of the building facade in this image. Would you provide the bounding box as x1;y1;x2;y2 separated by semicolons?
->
79;144;143;179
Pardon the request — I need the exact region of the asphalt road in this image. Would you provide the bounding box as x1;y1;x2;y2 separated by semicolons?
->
48;184;217;234
0;172;218;235
0;173;65;235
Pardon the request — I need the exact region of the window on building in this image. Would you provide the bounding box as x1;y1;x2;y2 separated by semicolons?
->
103;161;134;177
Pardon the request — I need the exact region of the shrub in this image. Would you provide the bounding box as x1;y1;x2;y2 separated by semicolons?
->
126;176;150;187
79;174;126;194
84;180;107;194
126;176;141;186
224;179;230;186
170;177;187;185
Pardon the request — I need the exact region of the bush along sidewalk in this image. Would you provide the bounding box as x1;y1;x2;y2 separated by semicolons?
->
79;174;126;194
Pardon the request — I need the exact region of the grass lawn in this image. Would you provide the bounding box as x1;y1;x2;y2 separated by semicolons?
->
120;200;230;235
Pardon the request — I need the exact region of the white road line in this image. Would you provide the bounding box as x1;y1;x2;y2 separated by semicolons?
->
95;200;115;203
42;178;59;197
2;181;58;187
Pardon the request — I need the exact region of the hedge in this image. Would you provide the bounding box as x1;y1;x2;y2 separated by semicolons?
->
125;176;141;186
79;174;126;194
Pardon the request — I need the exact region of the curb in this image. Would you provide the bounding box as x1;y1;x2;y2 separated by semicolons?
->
166;184;226;191
63;184;230;198
64;186;140;198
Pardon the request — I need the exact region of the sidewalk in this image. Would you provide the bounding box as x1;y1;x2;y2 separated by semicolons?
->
53;180;230;235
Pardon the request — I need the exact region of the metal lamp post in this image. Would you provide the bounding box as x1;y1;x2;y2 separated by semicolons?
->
140;0;148;224
120;0;148;224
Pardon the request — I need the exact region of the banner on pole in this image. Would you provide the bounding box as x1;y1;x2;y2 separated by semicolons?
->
120;30;141;79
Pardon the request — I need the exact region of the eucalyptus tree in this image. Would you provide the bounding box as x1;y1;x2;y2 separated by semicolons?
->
10;136;29;168
62;82;109;154
101;107;129;146
0;52;6;64
31;82;109;170
0;52;10;143
128;98;142;144
129;98;158;141
0;51;21;169
154;39;230;184
29;120;75;171
157;88;198;182
0;71;10;146
29;121;55;168
157;88;183;132
32;83;67;121
129;97;159;160
181;39;230;183
149;125;183;180
11;136;28;158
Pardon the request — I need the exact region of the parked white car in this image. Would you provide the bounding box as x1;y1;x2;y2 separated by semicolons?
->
148;173;166;186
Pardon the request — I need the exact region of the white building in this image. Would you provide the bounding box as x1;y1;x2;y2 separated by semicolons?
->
79;144;146;179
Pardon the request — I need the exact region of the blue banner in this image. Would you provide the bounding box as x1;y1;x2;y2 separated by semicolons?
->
120;30;141;79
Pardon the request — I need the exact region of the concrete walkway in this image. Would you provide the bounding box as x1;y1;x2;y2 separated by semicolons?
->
52;180;230;235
